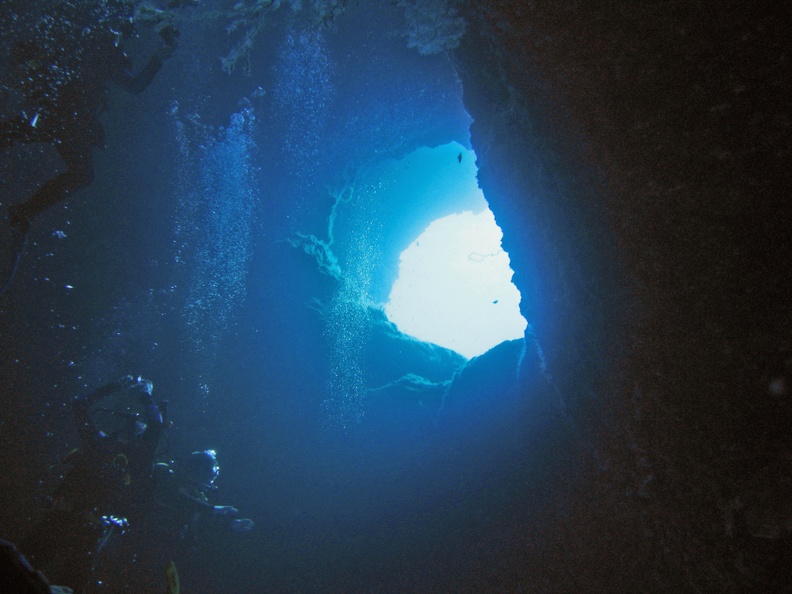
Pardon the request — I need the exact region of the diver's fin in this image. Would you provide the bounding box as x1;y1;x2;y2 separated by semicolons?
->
0;221;28;296
166;560;180;594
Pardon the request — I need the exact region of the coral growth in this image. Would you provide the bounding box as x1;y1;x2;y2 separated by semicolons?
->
219;0;352;75
395;0;467;55
216;0;466;75
287;184;355;280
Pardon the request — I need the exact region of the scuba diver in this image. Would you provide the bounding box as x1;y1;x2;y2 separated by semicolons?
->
20;374;166;593
151;448;255;541
94;447;253;591
0;0;179;295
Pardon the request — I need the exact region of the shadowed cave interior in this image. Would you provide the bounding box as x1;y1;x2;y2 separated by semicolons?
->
0;1;790;592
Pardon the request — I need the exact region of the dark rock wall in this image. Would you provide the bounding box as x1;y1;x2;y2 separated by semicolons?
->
451;1;792;590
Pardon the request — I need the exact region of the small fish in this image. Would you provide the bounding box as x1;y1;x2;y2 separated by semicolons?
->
457;153;462;163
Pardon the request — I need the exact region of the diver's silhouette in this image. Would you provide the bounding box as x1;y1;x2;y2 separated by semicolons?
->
20;375;164;592
0;2;177;295
150;449;255;541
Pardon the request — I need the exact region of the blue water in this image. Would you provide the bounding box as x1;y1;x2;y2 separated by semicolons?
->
0;2;538;592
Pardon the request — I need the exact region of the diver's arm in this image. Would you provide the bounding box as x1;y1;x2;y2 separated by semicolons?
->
175;486;215;512
116;54;163;95
83;375;138;406
175;491;236;517
229;518;254;533
136;380;163;466
72;375;138;445
114;39;176;96
208;505;254;532
175;489;254;532
133;378;161;427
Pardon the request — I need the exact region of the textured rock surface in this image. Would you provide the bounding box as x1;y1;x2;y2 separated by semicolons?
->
449;2;792;590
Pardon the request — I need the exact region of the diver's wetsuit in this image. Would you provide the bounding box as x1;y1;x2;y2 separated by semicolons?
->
1;39;166;233
152;463;224;541
20;377;163;592
150;459;254;543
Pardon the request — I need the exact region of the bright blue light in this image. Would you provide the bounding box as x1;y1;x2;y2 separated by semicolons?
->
384;146;527;358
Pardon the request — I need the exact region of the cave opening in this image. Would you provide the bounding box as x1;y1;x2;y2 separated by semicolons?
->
382;144;527;359
0;1;587;592
271;3;535;422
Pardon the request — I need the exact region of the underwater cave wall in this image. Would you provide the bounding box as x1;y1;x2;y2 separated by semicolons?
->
449;1;792;590
451;5;625;431
441;9;632;588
